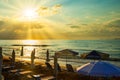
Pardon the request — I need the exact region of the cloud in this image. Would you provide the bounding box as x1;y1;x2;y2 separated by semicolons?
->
105;19;120;28
0;16;69;40
64;18;120;39
70;25;79;28
0;20;5;26
0;19;48;39
39;6;48;10
54;4;62;8
37;4;62;17
0;14;120;40
1;0;8;2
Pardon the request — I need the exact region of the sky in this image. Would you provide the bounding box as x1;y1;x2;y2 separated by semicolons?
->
0;0;120;40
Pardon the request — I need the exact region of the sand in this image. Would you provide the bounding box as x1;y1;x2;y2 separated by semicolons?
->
1;56;120;80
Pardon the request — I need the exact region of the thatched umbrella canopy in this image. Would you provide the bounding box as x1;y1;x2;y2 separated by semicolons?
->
56;49;78;56
31;48;35;68
11;49;15;66
56;49;78;64
46;49;50;63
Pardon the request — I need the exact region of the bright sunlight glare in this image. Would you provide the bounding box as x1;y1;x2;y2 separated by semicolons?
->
22;40;38;45
22;8;38;20
24;46;35;57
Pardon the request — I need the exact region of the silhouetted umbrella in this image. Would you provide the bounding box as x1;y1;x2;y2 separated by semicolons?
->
0;47;4;80
77;61;120;77
12;49;15;66
31;48;35;68
85;50;101;59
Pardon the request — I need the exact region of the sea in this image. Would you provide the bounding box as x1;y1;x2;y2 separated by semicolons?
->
0;40;120;67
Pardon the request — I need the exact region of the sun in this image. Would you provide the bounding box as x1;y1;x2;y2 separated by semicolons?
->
22;8;38;20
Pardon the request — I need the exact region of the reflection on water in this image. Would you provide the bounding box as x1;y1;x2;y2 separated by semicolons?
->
0;40;120;67
0;40;120;58
24;46;35;57
21;40;39;45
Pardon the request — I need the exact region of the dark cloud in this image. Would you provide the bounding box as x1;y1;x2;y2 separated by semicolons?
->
70;25;79;28
82;24;87;25
0;20;5;26
31;23;44;29
38;6;48;11
106;19;120;28
0;20;46;39
64;19;120;39
53;4;62;8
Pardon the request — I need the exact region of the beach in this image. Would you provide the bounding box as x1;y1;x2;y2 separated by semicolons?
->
1;55;120;80
0;0;120;79
0;40;120;80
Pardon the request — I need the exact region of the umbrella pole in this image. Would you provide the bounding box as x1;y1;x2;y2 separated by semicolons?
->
66;55;67;64
12;49;15;66
0;47;3;80
54;53;58;80
20;46;23;62
31;49;35;69
46;49;50;63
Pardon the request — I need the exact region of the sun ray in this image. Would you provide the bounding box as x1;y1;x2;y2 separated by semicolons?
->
0;0;66;40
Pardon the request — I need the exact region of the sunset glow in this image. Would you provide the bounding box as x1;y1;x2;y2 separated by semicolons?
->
22;8;38;20
0;0;120;40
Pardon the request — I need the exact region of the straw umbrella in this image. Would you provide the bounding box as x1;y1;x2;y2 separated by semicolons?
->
31;48;35;68
11;49;15;66
0;47;3;80
54;49;78;80
56;49;78;64
20;46;24;62
46;49;50;63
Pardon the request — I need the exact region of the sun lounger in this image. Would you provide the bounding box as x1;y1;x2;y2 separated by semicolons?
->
19;70;32;75
45;62;53;70
29;74;45;80
45;62;62;72
9;69;24;72
41;76;56;80
2;65;15;72
57;63;61;72
66;64;74;72
31;74;41;80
